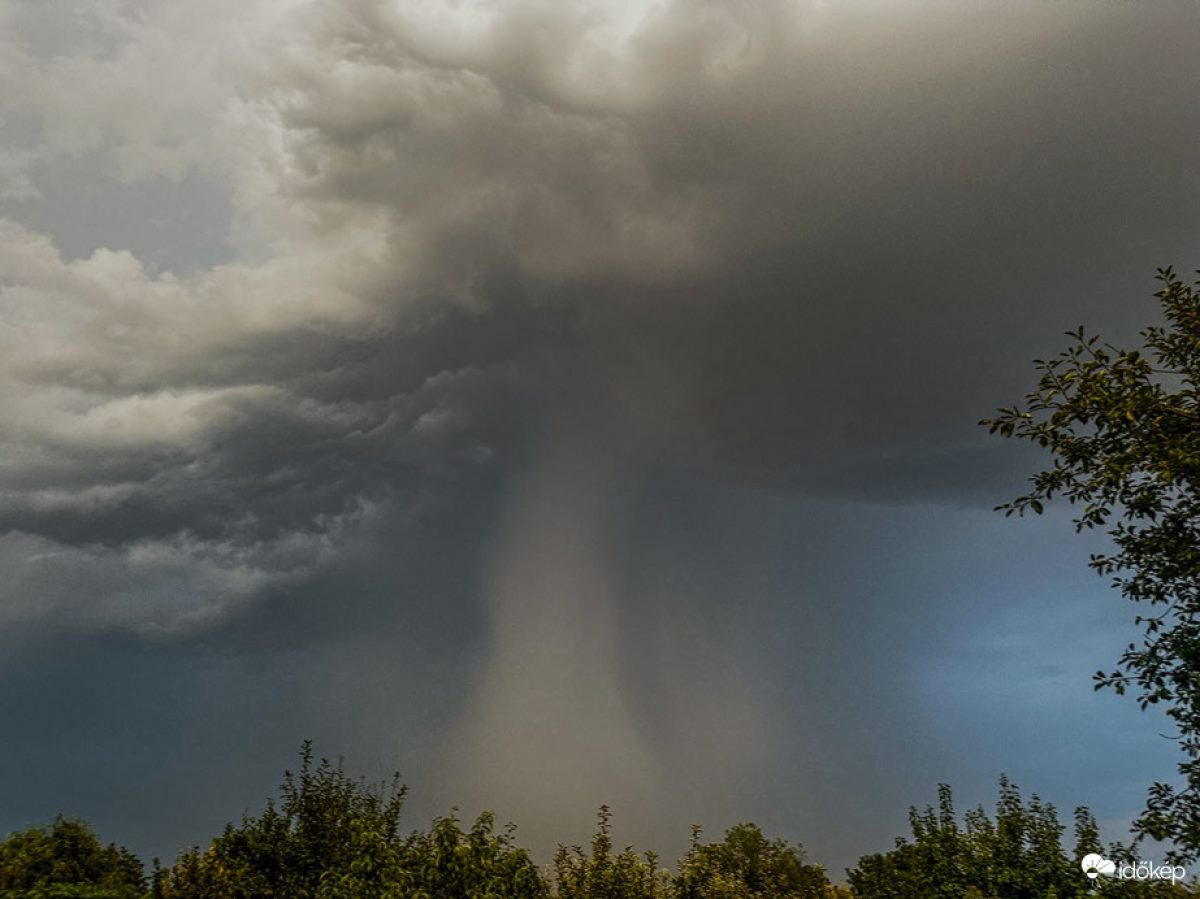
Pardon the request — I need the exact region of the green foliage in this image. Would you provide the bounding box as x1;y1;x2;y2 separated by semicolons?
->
153;742;547;898
553;806;672;899
400;810;548;898
0;816;146;898
848;779;1198;899
984;267;1200;862
674;822;829;899
155;741;408;898
552;809;833;899
0;793;841;899
33;745;1200;896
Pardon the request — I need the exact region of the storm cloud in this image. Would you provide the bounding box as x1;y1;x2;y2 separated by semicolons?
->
2;0;1199;875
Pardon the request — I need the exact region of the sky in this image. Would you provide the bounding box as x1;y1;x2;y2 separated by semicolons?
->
1;0;1199;879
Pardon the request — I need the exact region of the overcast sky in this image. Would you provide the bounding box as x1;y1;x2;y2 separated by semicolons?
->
1;0;1199;878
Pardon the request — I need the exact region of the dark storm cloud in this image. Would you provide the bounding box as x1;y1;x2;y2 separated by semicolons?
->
247;0;1200;484
2;0;1200;875
6;0;1199;575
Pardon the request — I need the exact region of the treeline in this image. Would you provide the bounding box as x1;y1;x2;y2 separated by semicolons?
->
1;744;1196;898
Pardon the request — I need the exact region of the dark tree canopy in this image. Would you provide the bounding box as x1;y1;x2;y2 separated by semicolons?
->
849;779;1192;898
15;744;1200;895
984;267;1200;862
673;822;831;899
0;816;146;898
155;741;410;898
552;808;837;899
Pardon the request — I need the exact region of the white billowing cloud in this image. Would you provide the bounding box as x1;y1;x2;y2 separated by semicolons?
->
0;0;308;182
0;198;452;632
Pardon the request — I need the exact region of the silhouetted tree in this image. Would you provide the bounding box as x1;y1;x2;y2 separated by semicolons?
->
985;268;1200;861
